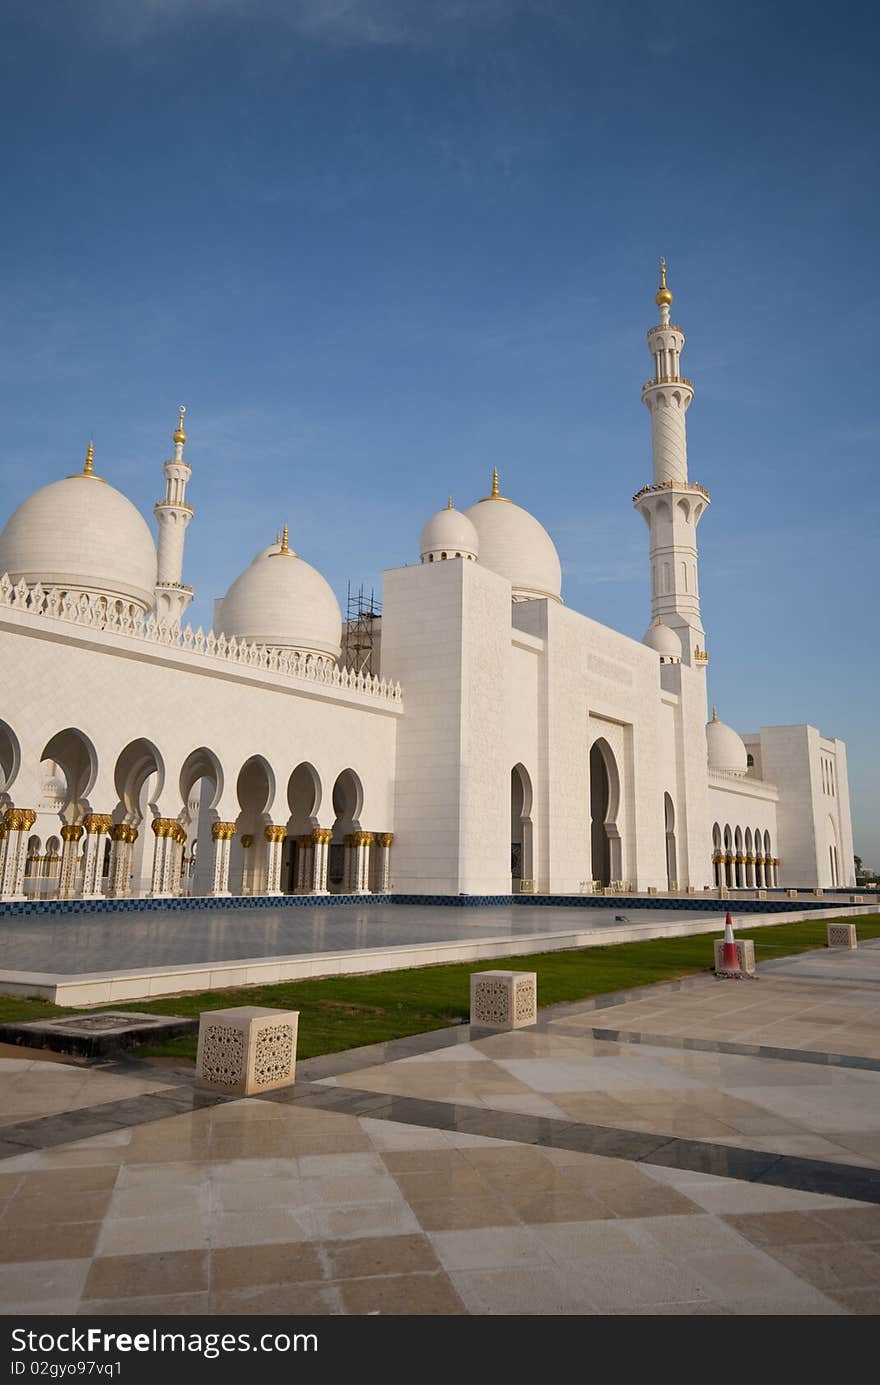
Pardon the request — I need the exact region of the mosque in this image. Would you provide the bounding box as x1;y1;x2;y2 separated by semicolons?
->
0;265;855;905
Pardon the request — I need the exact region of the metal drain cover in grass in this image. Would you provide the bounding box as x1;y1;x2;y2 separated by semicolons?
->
0;1010;198;1057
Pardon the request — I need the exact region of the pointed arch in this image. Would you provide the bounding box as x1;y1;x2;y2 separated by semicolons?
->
40;728;98;822
590;738;622;886
511;763;534;889
664;791;677;890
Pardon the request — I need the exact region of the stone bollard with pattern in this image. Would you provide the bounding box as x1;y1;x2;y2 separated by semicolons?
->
195;1006;299;1095
826;923;857;950
470;970;537;1030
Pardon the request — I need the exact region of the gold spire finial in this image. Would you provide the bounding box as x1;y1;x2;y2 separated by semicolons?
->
83;441;94;476
447;495;454;510
173;405;187;447
712;705;718;722
479;465;509;503
655;256;673;309
270;523;296;557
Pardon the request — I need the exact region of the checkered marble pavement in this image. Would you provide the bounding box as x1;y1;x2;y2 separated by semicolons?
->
1;944;879;1316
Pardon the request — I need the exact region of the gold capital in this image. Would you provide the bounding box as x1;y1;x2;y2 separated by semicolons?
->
83;813;112;835
265;824;286;844
241;834;254;849
60;823;83;842
377;832;395;848
211;821;237;841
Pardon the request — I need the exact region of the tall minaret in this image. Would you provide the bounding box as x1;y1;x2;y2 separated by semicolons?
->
153;406;194;622
633;260;710;667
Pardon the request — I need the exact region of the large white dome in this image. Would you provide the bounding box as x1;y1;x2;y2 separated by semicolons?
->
420;502;479;563
0;452;157;612
220;530;342;662
465;471;562;603
706;708;748;776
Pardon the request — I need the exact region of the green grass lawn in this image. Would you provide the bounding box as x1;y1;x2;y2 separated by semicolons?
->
1;914;877;1064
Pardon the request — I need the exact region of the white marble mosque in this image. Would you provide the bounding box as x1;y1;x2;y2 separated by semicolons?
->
0;264;855;905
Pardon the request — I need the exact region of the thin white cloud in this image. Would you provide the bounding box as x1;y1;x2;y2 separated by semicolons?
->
89;0;545;49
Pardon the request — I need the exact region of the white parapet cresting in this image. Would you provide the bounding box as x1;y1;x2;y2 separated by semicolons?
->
0;571;402;707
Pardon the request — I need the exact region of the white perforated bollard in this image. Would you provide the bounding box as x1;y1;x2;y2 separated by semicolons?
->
195;1006;299;1095
826;923;857;950
470;971;537;1030
713;938;756;976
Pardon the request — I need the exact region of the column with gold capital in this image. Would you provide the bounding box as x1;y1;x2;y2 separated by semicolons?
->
210;821;236;896
58;824;84;899
149;818;176;898
0;809;37;900
311;828;332;894
374;833;394;893
0;818;8;895
351;831;374;894
295;834;314;893
264;825;286;896
80;814;113;899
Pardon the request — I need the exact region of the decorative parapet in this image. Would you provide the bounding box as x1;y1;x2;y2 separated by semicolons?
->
632;479;711;504
0;572;403;709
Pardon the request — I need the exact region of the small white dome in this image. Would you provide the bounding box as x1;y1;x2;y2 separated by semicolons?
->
0;459;157;612
706;708;748;776
643;617;682;660
465;471;562;603
220;531;342;662
420;503;479;563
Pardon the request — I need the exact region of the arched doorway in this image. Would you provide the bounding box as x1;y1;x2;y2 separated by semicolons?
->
0;719;20;813
511;764;534;891
330;768;363;893
114;738;164;897
664;792;677;891
234;756;275;895
590;739;621;887
286;762;322;893
180;747;224;897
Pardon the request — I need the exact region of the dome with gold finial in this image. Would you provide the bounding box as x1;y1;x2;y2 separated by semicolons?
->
0;442;157;613
219;525;342;663
706;706;748;776
465;469;562;603
655;257;673;308
419;497;479;564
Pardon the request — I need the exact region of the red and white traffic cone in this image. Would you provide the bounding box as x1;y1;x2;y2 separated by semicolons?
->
718;912;741;976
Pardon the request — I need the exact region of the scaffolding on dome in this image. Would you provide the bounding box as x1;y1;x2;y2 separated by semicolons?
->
342;581;381;676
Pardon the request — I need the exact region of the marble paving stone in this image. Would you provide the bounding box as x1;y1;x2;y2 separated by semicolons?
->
449;1264;593;1315
337;1271;466;1315
82;1249;210;1300
208;1208;316;1248
406;1195;521;1232
210;1284;341;1315
308;1201;422;1242
75;1292;213;1316
428;1226;552;1271
96;1211;212;1256
0;1258;91;1310
323;1233;439;1279
211;1241;325;1289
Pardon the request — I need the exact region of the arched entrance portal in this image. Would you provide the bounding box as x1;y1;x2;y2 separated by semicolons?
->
664;792;677;891
590;739;622;887
510;764;533;891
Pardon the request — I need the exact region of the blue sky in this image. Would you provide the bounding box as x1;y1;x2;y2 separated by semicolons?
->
1;1;878;859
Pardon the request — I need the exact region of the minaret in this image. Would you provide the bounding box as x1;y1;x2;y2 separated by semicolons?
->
633;261;710;667
153;406;194;622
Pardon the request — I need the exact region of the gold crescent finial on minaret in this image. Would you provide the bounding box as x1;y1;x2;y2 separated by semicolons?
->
656;257;673;308
173;405;187;447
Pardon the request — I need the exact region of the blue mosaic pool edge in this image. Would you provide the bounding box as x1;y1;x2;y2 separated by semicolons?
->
0;888;872;920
